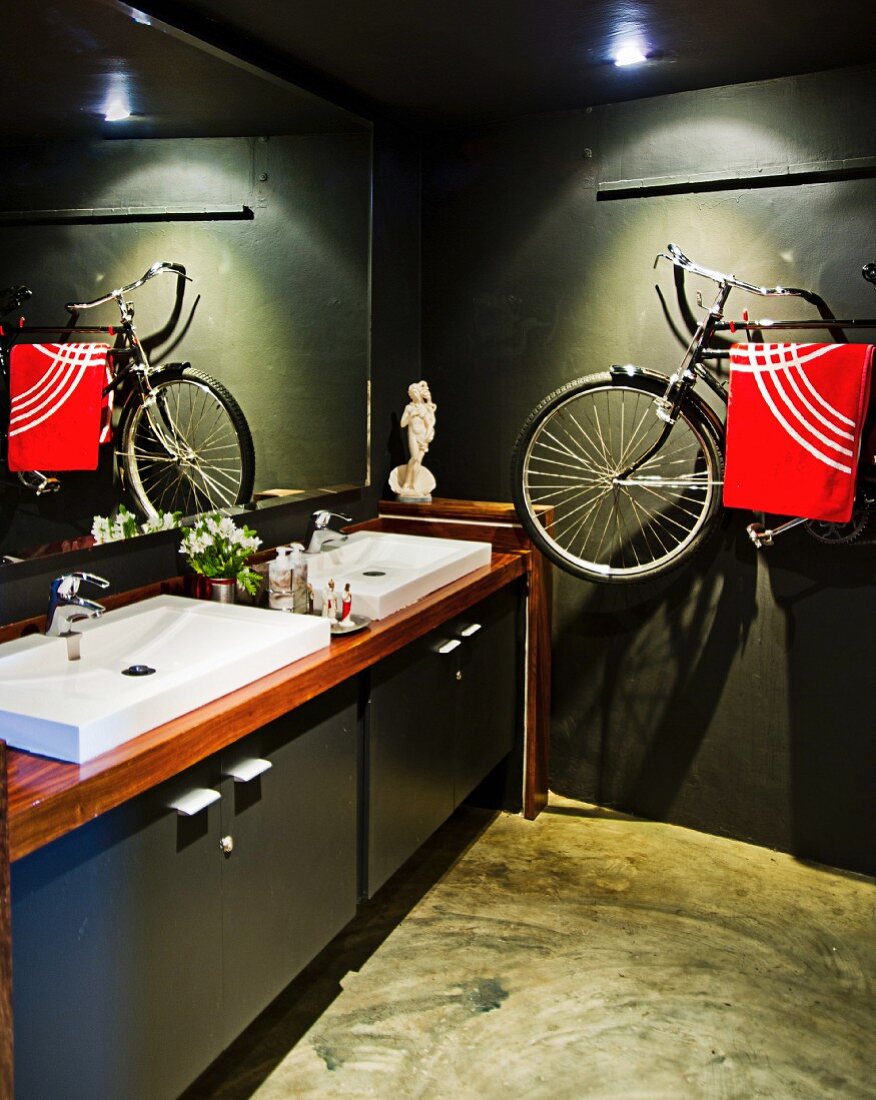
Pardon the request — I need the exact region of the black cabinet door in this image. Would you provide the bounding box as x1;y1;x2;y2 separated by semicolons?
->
367;630;457;896
12;758;224;1100
219;681;359;1045
452;583;520;806
366;583;522;897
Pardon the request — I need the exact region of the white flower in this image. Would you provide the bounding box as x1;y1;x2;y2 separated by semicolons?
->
91;516;112;544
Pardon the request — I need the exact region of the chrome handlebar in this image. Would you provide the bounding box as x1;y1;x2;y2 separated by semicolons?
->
65;261;191;313
657;243;809;298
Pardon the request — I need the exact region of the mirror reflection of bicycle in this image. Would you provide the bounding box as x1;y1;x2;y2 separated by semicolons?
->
0;262;255;519
512;245;876;583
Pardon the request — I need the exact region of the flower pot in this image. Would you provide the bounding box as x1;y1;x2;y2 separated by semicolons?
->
208;577;237;604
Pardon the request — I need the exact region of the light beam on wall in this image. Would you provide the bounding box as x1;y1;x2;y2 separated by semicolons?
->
102;75;132;122
614;45;648;67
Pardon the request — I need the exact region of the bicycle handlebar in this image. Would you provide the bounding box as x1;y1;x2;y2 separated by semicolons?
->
657;243;810;299
65;261;190;312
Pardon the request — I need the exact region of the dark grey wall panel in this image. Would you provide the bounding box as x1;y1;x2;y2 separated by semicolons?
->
421;65;876;875
596;65;876;190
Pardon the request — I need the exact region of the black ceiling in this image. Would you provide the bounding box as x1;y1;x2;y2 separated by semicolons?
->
153;0;876;125
5;0;876;138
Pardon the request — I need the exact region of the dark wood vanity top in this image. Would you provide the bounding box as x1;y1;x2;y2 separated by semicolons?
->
5;551;526;862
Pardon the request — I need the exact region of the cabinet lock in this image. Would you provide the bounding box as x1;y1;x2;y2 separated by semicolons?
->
220;835;235;855
455;669;463;682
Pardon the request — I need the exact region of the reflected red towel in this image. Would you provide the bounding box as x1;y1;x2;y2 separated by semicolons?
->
7;343;112;472
724;343;874;523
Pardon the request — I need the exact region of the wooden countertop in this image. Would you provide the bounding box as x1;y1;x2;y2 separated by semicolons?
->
5;552;525;862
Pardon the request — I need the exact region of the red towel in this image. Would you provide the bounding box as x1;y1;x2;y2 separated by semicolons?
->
7;343;112;472
724;343;874;523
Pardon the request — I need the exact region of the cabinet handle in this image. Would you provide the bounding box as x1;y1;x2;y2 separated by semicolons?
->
169;788;221;817
224;758;273;783
437;639;461;655
459;623;482;637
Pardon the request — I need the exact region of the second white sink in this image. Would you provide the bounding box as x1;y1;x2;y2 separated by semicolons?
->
305;530;492;620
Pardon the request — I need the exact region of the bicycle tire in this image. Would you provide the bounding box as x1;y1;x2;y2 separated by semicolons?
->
511;371;724;583
119;365;255;519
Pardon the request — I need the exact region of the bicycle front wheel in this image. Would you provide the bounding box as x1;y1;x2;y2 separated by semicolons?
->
511;372;724;583
119;366;255;519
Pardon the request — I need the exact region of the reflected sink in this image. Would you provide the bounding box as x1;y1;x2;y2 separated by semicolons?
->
0;595;330;763
306;531;492;620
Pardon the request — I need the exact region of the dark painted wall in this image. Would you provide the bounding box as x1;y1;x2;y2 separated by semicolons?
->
0;132;370;558
0;122;421;623
421;65;876;875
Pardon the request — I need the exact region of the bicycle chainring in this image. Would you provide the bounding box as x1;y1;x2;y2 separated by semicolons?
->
804;504;870;545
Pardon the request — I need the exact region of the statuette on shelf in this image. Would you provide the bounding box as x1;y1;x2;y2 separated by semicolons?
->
322;578;339;620
340;582;353;622
389;380;437;501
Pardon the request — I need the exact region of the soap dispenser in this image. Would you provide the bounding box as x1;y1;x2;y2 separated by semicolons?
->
268;545;294;611
290;542;309;614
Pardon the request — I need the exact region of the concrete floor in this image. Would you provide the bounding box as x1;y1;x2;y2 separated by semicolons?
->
185;797;875;1099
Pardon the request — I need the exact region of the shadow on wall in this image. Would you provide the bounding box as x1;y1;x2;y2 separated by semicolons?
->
550;510;876;877
765;540;876;875
552;518;756;825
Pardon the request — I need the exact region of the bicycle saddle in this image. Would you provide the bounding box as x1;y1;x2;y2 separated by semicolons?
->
0;285;31;315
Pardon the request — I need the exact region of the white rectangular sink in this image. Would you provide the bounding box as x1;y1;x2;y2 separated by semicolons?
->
0;595;330;764
306;531;492;620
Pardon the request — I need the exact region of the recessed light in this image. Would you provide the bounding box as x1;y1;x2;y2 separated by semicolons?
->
104;99;131;122
614;45;648;67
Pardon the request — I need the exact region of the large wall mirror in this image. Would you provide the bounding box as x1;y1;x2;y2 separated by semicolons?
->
0;0;371;562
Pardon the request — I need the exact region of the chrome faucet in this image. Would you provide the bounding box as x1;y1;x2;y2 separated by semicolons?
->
304;510;352;553
46;572;110;639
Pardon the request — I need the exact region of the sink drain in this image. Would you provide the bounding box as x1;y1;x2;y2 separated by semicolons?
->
362;570;386;577
121;664;156;677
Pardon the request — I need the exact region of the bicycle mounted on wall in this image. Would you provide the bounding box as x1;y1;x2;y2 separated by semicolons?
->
0;261;255;519
512;245;876;583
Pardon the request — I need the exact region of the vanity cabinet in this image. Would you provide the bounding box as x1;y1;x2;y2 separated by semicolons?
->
10;682;357;1100
2;516;546;1100
366;583;521;897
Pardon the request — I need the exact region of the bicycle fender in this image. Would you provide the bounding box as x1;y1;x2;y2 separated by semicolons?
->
608;363;725;447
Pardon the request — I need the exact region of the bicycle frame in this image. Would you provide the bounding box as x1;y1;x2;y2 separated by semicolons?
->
0;261;190;468
621;245;876;481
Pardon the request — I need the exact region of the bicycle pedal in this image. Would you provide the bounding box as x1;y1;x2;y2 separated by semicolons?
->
746;523;773;548
17;471;61;495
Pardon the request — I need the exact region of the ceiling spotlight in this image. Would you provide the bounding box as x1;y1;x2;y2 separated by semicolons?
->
104;99;131;122
614;45;648;67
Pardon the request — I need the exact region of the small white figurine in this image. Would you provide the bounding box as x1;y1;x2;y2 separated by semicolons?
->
322;578;339;620
389;379;437;500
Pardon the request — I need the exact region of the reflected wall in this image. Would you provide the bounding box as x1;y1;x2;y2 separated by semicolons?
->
0;0;373;562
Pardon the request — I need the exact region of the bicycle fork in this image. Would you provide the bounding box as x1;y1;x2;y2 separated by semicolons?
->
612;368;698;482
115;310;184;459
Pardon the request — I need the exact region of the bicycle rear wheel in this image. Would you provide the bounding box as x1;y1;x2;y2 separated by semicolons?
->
119;365;255;519
511;372;724;582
